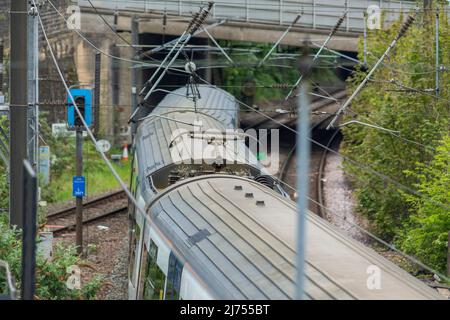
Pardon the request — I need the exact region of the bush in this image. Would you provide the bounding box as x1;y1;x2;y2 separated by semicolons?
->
397;135;450;274
340;4;449;240
0;215;102;299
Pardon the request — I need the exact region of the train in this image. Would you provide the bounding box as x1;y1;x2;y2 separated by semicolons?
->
127;85;442;300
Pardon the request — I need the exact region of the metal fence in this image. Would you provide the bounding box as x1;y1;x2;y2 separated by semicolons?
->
75;0;418;33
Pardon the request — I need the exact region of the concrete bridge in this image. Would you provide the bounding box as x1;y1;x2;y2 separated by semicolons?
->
74;0;417;52
44;0;417;143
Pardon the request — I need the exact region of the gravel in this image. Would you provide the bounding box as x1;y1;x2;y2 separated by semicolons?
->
322;148;370;244
54;211;129;300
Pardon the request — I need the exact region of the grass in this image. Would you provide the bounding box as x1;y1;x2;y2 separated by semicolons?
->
42;140;131;204
49;161;131;202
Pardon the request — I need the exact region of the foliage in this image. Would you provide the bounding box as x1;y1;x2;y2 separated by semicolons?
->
0;115;8;211
219;41;338;103
340;2;449;267
397;135;450;274
0;216;102;299
0;170;7;210
38;113;130;203
0;118;103;299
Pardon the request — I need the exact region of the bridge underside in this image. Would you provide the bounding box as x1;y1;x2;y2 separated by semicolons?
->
81;12;360;52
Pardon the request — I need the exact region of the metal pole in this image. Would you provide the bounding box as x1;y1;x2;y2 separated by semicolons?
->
21;160;37;300
435;7;439;97
131;15;139;137
203;27;234;65
75;129;83;255
295;70;310;301
28;2;39;172
258;14;302;67
285;11;347;100
0;39;4;100
94;53;101;137
363;12;367;65
9;0;28;228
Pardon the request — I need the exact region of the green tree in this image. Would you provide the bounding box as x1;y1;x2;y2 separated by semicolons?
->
0;217;102;299
398;135;450;273
341;4;449;240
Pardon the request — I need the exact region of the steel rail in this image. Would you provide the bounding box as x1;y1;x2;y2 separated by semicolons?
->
47;190;125;219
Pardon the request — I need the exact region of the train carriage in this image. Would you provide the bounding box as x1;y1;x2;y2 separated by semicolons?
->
128;85;443;300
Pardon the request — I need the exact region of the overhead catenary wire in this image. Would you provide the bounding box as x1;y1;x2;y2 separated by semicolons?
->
258;13;302;67
285;10;347;100
193;75;450;212
327;10;418;130
140;2;214;102
311;62;438;153
128;3;214;123
46;0;190;75
33;0;147;218
38;0;450;286
272;175;450;283
86;0;161;63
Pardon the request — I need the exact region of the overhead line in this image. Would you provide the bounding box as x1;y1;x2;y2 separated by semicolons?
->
34;0;147;218
194;76;450;212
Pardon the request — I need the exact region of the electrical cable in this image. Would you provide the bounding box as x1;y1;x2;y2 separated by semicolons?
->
86;0;163;64
46;0;190;75
193;76;450;212
34;0;147;217
272;175;450;283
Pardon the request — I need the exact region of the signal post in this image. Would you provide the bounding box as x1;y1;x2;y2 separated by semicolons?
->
75;126;83;255
68;89;92;255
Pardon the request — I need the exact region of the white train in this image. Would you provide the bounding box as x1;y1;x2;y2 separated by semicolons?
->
128;85;442;300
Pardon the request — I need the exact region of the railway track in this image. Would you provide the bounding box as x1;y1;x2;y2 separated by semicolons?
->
277;92;345;217
46;190;128;234
241;88;347;130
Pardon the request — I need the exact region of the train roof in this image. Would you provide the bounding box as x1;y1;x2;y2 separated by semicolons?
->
147;175;443;300
136;110;227;176
154;85;239;129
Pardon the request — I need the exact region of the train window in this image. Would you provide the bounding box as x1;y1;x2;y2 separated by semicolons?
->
142;240;166;300
128;223;141;284
166;252;183;300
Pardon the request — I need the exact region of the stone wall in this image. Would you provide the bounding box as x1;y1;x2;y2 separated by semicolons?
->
1;0;133;145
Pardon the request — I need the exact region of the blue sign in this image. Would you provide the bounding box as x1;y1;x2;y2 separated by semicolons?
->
72;176;86;197
67;88;92;128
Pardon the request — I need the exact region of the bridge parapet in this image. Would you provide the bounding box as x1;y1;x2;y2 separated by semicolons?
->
74;0;417;34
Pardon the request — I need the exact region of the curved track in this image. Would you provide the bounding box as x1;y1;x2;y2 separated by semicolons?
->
278;102;343;217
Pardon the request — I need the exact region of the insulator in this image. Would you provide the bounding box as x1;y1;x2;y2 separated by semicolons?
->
292;14;302;25
187;11;201;32
396;14;415;39
331;11;347;35
189;2;213;34
271;83;291;89
184;61;197;73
